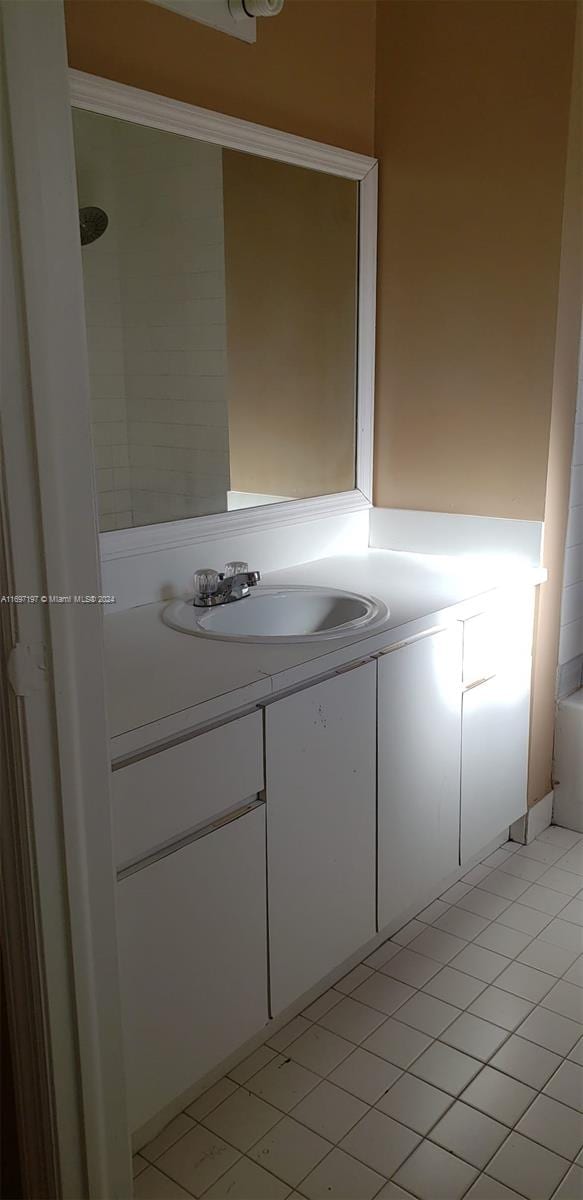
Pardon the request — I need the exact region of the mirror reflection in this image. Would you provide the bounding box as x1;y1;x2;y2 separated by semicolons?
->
72;110;359;532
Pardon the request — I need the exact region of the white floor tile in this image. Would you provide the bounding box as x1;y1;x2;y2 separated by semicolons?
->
156;1125;240;1197
328;1047;402;1104
134;1166;194;1199
429;1099;508;1169
498;855;548;883
187;1078;238;1121
318;996;387;1045
460;1066;536;1126
570;1038;583;1065
407;926;468;965
468;986;533;1032
351;974;415;1017
391;920;428;947
394;1138;478;1200
560;847;583;876
553;1163;583;1200
230;1047;278;1085
291;1080;368;1143
516;1093;583;1161
497;902;553;936
142;1114;195;1163
538;867;583;897
561;899;583;928
487;1131;570;1200
464;1173;525;1199
203;1156;290;1199
484;850;517;869
247;1057;321;1112
393;991;461;1037
362;940;403;969
517;1005;583;1055
478;871;531;902
519;841;566;865
519;884;570;916
286;1026;354;1077
538;828;583;850
268;1016;312;1053
441;1012;508;1062
462;865;494;886
544;1059;583;1112
376;1183;418;1200
456;890;511;921
249;1116;331;1186
433;907;490;941
381;949;442;988
541;980;583;1023
133;1154;148;1178
474;922;534;959
340;1109;420;1179
364;941;401;970
203;1088;282;1152
440;881;473;904
517;937;580;978
490;1035;563;1090
362;1017;432;1069
410;1040;482;1096
300;1146;386;1200
376;1072;453;1135
335;965;374;994
302;990;342;1022
539;918;583;952
566;957;583;988
449;943;509;984
423;967;487;1010
495;962;555;1003
417;898;451;925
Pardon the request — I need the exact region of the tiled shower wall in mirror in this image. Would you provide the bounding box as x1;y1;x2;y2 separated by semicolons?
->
74;110;229;530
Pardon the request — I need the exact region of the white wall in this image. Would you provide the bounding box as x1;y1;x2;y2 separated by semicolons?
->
73;111;229;530
558;333;583;690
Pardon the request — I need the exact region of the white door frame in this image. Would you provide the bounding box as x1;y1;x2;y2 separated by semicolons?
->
0;2;131;1195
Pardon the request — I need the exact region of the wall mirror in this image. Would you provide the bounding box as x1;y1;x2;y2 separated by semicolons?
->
69;72;377;548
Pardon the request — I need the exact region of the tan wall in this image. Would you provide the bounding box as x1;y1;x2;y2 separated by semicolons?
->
222;151;357;499
373;0;576;520
529;12;582;805
64;0;376;156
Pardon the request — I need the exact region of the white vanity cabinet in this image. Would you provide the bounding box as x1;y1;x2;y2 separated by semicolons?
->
113;712;268;1132
460;592;534;862
265;660;377;1016
377;627;463;931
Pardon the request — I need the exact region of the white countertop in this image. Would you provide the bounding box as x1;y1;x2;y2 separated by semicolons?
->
105;549;545;760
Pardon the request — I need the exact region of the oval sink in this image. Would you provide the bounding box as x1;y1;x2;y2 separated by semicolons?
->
163;585;389;643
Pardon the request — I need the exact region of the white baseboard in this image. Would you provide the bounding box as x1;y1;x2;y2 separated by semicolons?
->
511;792;554;844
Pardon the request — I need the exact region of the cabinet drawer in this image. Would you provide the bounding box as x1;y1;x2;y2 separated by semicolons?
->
463;588;535;687
112;710;263;869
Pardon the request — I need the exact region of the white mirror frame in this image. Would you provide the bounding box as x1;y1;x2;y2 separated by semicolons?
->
69;69;377;563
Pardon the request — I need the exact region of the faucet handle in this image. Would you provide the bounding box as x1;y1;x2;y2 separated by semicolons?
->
193;567;220;600
224;561;249;577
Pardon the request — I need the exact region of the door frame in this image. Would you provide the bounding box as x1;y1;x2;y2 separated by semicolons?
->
0;2;131;1195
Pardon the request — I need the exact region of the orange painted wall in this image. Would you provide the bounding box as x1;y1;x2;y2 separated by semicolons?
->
64;0;376;156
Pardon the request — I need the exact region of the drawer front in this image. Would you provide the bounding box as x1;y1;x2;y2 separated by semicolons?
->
462;587;535;688
112;710;263;869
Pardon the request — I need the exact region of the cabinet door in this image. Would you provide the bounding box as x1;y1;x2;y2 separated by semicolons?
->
378;627;463;931
266;661;376;1016
461;664;530;862
117;806;268;1131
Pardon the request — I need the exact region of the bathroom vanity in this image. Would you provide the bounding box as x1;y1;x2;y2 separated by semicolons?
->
106;551;540;1134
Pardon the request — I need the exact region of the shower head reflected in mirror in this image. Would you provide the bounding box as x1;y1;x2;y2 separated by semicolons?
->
79;206;108;246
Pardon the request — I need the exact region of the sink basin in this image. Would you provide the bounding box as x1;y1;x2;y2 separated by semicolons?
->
163;585;389;643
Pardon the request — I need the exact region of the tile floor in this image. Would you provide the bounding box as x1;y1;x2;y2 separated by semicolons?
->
133;826;583;1200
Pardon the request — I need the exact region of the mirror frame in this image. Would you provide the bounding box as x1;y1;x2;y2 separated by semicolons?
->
69;69;377;562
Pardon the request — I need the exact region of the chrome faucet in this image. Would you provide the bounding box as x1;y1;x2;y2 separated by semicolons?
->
192;561;261;607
